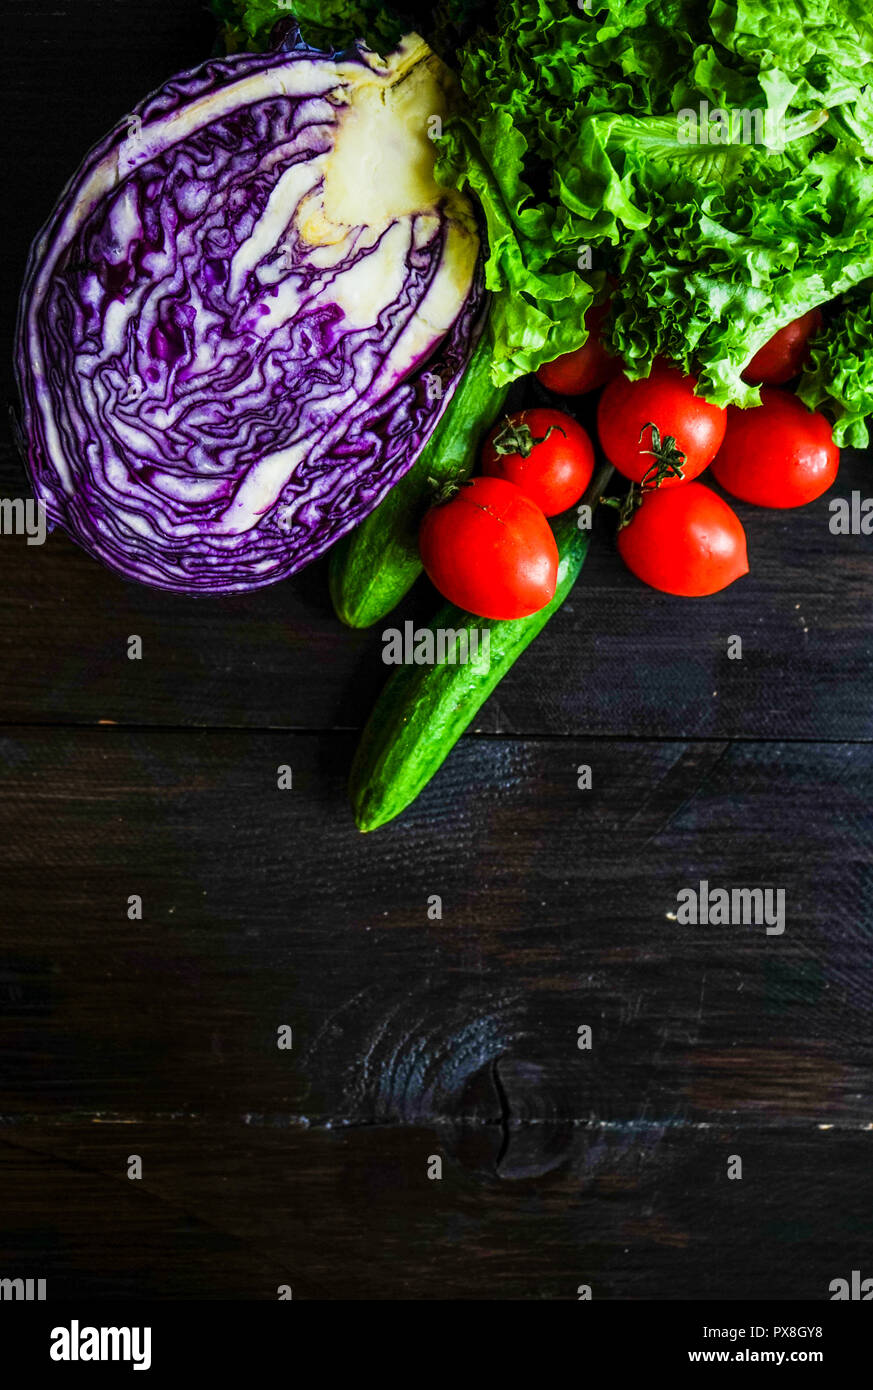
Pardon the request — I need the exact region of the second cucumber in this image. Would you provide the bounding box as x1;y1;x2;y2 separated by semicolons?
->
349;462;613;832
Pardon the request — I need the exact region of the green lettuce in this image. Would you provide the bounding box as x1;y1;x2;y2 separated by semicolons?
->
211;0;405;52
435;0;873;409
214;1;873;440
210;0;486;57
798;288;873;447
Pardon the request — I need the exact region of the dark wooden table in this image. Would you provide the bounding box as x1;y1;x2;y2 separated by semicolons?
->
1;2;871;1301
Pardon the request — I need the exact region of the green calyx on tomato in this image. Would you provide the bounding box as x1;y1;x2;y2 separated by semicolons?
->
482;408;595;516
638;422;687;489
426;475;467;508
602;421;688;529
490;414;565;459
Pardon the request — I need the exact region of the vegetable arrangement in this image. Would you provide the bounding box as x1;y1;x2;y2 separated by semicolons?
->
15;0;873;827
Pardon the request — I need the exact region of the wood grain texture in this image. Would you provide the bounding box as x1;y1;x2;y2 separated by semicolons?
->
1;732;871;1126
1;432;872;736
1;0;872;1302
2;1121;870;1300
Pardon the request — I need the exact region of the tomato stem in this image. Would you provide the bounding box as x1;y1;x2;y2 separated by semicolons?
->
491;414;566;459
426;476;468;507
638;421;687;487
601;488;643;529
602;422;688;529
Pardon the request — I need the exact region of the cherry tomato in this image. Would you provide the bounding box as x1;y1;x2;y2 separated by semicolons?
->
711;387;839;508
742;308;823;386
536;300;620;395
419;476;558;619
617;482;749;597
481;408;594;516
597;363;726;488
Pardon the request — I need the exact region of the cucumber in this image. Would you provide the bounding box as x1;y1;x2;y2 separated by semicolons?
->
349;463;613;832
329;330;508;628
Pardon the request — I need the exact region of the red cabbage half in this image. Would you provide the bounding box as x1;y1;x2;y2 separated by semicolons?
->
15;34;483;593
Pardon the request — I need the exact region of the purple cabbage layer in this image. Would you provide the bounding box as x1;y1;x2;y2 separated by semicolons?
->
15;45;484;593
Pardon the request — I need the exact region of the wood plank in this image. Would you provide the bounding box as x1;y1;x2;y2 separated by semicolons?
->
0;1121;870;1299
2;431;872;736
1;731;871;1127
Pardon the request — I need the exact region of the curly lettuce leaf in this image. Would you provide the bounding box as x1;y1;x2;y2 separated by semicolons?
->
436;0;873;418
210;0;408;53
798;289;873;447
